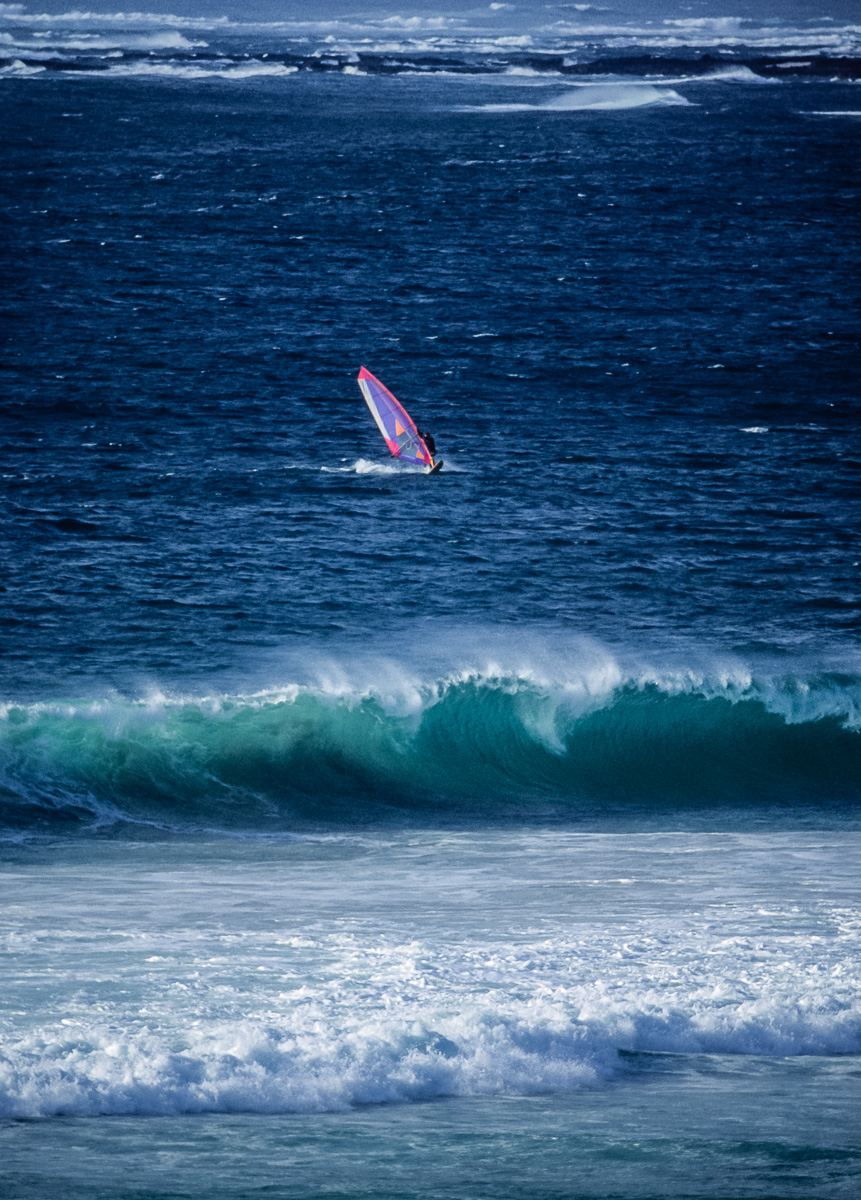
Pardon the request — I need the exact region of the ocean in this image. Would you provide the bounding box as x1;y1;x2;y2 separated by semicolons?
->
2;1;861;1196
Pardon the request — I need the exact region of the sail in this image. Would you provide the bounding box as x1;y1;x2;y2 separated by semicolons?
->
357;367;433;467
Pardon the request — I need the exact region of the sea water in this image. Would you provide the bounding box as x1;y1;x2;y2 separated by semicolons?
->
2;2;861;1197
3;832;861;1197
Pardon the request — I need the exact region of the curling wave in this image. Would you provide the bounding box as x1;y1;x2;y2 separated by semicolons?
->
2;659;860;835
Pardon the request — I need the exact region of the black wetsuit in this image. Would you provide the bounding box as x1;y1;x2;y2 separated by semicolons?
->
422;433;436;457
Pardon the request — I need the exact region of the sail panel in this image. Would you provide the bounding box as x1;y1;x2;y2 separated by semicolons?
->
357;367;433;466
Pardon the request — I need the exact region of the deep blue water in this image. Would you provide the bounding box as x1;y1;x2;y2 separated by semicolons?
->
4;70;861;680
3;62;861;831
1;8;861;1198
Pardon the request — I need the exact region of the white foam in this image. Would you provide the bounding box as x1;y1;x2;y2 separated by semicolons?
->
699;65;772;83
661;16;750;36
470;84;692;113
320;457;425;476
502;66;556;78
0;1006;613;1118
10;29;205;49
543;18;861;55
1;880;858;1118
0;56;44;73
74;59;299;79
0;5;229;29
378;16;461;32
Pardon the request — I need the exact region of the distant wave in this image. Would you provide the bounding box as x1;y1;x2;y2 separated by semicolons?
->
467;84;692;113
2;3;860;82
5;30;207;50
1;6;859;57
3;658;860;835
3;50;859;82
73;59;300;80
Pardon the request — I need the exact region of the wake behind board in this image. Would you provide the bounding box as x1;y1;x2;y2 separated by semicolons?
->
426;460;443;475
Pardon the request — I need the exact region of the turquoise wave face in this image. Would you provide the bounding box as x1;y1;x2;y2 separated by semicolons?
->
3;666;860;835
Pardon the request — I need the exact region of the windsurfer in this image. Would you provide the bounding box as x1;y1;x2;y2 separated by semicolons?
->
357;368;441;472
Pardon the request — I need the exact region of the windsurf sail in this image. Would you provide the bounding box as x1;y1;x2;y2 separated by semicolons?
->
357;367;434;467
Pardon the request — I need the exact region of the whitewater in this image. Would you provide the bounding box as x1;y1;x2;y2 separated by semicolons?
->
3;830;860;1123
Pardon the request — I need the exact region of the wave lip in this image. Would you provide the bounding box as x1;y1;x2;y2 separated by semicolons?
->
2;655;861;835
0;55;43;73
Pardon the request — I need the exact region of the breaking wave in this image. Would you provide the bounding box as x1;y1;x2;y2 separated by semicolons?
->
80;58;300;80
2;656;860;835
1;4;859;55
468;84;692;112
0;1006;613;1118
4;993;859;1119
2;900;859;1118
2;4;860;82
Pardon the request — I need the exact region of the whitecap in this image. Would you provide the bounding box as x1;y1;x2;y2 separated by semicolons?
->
468;83;692;113
0;57;46;76
75;59;300;80
9;31;207;50
2;894;859;1118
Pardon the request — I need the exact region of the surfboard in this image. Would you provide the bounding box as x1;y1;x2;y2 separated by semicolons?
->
357;367;439;472
426;460;443;475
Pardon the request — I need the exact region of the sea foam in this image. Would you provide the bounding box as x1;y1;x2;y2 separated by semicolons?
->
2;896;858;1118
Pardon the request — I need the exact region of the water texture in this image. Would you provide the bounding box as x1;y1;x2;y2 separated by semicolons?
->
1;3;860;1197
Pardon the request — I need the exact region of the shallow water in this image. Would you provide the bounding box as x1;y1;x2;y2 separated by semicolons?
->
5;1074;861;1200
2;832;860;1195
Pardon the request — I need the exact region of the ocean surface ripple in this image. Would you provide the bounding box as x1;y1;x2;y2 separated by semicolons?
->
2;7;860;1195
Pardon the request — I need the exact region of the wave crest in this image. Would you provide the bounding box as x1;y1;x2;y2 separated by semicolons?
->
2;657;860;835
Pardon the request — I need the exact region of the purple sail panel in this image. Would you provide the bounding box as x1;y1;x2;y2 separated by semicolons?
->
357;367;433;466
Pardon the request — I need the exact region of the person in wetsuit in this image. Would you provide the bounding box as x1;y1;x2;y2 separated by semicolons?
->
420;431;436;458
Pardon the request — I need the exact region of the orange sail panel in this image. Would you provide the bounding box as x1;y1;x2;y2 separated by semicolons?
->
357;367;433;466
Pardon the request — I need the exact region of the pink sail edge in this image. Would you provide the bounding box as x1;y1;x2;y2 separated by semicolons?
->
357;366;434;468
